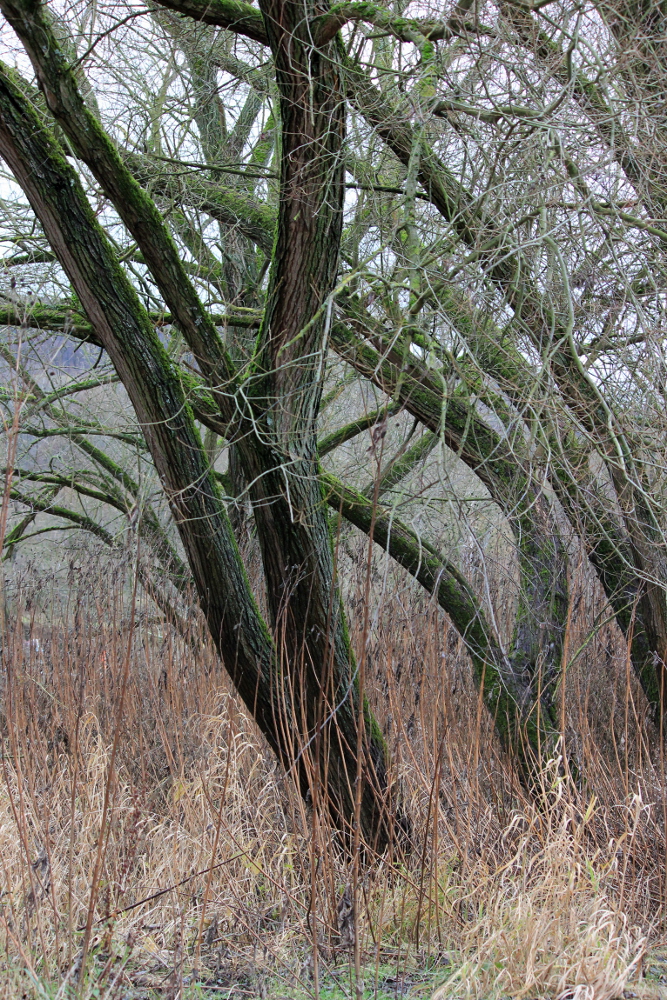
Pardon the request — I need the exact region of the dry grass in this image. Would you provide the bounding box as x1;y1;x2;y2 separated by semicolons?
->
432;804;649;1000
0;550;664;999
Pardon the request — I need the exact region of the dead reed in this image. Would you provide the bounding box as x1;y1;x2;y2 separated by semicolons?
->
0;547;664;999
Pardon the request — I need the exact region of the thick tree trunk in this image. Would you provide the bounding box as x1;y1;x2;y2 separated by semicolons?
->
0;54;392;850
0;64;282;739
233;0;394;847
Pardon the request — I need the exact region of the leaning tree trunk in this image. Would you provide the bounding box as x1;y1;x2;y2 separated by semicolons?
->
0;0;394;850
237;0;394;848
330;313;569;777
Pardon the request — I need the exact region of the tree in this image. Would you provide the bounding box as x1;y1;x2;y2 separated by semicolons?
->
2;0;667;849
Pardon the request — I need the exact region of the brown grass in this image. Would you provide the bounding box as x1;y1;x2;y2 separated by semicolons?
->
0;547;664;999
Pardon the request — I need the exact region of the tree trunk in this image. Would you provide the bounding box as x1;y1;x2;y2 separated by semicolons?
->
0;51;393;850
234;0;394;847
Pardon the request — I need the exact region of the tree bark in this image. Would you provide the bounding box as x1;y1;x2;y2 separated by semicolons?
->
0;0;396;846
234;0;394;847
0;58;393;850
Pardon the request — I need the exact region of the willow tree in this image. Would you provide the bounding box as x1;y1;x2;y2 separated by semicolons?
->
3;0;667;846
0;0;398;850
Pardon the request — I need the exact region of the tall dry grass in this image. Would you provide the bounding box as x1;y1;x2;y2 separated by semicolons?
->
0;546;664;999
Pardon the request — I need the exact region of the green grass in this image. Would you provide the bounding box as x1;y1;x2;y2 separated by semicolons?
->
147;962;448;1000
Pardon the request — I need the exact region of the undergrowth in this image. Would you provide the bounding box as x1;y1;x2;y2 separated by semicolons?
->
0;555;664;999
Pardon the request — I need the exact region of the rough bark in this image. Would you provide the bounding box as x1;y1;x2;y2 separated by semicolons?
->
0;61;389;852
321;473;542;763
234;0;394;847
0;0;396;846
